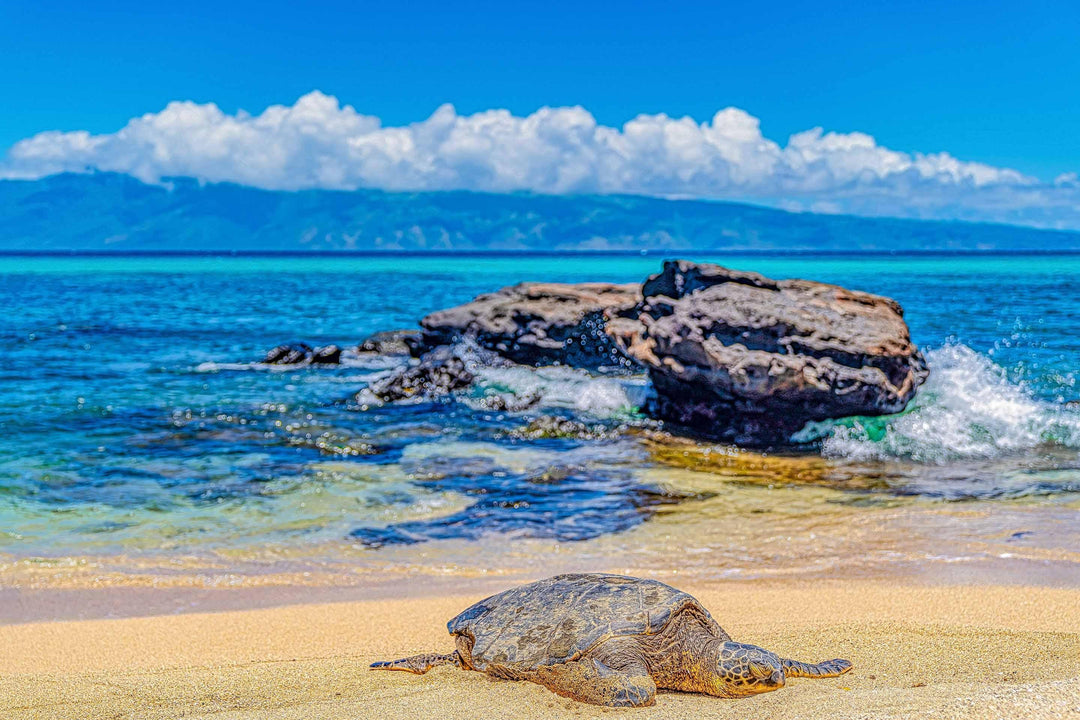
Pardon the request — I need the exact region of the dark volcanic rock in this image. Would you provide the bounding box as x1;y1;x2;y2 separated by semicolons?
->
311;344;342;364
420;282;640;369
262;342;313;365
357;329;424;357
608;260;928;445
360;346;476;404
261;342;342;365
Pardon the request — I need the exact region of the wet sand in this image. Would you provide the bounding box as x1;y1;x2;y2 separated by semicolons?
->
3;580;1079;719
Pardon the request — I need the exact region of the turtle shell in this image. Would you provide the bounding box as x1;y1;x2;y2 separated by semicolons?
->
448;573;726;672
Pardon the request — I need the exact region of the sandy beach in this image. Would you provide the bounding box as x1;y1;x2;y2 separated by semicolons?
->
3;579;1079;719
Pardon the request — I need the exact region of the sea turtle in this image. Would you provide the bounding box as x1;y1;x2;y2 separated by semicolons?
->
371;573;852;707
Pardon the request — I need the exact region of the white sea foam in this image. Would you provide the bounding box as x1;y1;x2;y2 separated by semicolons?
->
468;364;649;419
808;344;1080;462
195;361;264;373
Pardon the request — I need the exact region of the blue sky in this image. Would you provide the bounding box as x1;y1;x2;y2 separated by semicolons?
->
2;1;1079;228
4;0;1078;178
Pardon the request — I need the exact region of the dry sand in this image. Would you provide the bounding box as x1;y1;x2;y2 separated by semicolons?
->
2;580;1080;719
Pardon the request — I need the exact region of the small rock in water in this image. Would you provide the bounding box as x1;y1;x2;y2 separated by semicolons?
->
262;342;313;365
361;345;476;403
311;344;342;364
357;329;424;357
261;342;343;365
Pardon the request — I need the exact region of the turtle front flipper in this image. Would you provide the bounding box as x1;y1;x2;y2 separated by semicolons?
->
370;651;463;674
534;656;657;708
781;657;853;678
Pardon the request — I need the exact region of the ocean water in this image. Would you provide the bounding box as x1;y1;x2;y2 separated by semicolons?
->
2;254;1079;584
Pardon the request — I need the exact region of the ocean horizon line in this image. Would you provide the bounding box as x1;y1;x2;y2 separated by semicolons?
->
7;248;1080;258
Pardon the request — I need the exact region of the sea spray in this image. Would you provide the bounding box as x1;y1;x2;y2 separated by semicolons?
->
802;344;1080;462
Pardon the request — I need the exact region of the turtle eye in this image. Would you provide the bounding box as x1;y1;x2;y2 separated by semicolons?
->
749;661;772;679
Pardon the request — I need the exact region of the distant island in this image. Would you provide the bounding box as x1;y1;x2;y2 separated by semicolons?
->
3;172;1079;253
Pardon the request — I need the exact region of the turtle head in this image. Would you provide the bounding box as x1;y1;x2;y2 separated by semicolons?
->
711;641;785;697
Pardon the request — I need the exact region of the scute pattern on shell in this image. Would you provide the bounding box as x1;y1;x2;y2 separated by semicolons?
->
448;573;727;672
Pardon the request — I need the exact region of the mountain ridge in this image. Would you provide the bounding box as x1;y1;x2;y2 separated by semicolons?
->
3;172;1079;252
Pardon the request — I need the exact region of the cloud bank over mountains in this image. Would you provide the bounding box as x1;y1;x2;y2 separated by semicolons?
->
2;91;1078;229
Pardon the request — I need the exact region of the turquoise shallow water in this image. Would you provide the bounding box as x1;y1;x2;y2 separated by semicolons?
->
2;254;1079;575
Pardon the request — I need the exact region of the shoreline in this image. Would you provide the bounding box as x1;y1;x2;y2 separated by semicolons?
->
3;577;1078;719
4;553;1080;626
5;471;1079;625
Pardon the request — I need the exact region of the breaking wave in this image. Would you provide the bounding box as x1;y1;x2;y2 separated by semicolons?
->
809;344;1080;463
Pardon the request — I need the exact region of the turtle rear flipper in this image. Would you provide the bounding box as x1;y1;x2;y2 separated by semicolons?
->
781;657;853;678
371;651;462;674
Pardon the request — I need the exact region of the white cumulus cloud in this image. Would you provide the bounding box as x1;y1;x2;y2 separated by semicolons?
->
2;91;1079;229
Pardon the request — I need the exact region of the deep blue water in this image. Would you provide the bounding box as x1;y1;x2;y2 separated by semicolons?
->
3;255;1079;560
